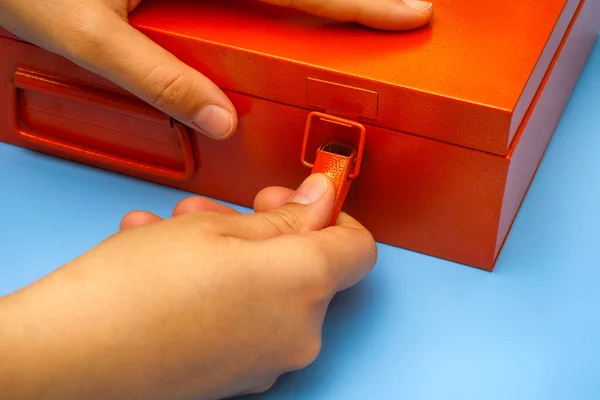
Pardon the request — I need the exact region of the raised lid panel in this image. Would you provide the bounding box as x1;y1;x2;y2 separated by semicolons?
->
0;0;582;155
129;0;581;155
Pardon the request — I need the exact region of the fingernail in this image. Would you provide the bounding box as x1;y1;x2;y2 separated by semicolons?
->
192;105;234;139
404;0;433;11
290;174;329;205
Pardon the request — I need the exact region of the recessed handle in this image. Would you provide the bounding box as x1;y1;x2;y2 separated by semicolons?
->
10;68;196;182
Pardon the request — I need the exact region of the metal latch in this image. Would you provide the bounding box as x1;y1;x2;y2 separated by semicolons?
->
300;111;366;180
300;111;366;225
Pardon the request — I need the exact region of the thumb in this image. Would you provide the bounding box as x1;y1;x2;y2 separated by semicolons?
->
61;5;237;140
216;173;337;240
267;173;337;231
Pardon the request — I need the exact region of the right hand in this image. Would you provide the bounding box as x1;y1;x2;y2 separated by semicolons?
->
0;0;433;140
0;173;378;400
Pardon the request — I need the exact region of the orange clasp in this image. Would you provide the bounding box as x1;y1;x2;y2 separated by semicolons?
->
300;111;366;226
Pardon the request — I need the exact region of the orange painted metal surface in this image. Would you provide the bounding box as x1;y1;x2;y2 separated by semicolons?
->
0;0;598;270
127;0;581;155
301;111;365;226
301;112;365;226
301;112;366;180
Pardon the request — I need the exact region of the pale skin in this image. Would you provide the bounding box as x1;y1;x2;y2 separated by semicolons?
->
0;1;433;399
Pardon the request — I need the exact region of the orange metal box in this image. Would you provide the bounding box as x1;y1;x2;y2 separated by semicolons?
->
0;0;598;270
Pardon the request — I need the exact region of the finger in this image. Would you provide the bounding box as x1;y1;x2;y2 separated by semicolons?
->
120;196;240;231
172;196;241;217
253;186;295;212
120;210;163;231
34;2;237;140
260;0;433;31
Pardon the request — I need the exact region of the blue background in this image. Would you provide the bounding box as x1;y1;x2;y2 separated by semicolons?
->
1;40;600;400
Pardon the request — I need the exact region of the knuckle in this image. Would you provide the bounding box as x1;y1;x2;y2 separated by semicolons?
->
266;210;303;234
113;8;129;22
179;211;226;235
289;336;322;370
309;262;336;300
249;379;277;394
145;69;193;111
303;238;336;296
358;229;378;269
367;233;378;265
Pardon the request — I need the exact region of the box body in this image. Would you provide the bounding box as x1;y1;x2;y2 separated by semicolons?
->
0;0;598;270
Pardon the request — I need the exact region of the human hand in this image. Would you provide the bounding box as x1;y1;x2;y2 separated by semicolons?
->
0;173;377;400
0;0;433;140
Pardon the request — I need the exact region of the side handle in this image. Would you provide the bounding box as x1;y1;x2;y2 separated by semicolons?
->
9;68;196;182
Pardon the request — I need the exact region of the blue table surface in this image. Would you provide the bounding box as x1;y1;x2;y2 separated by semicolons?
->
2;40;600;400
